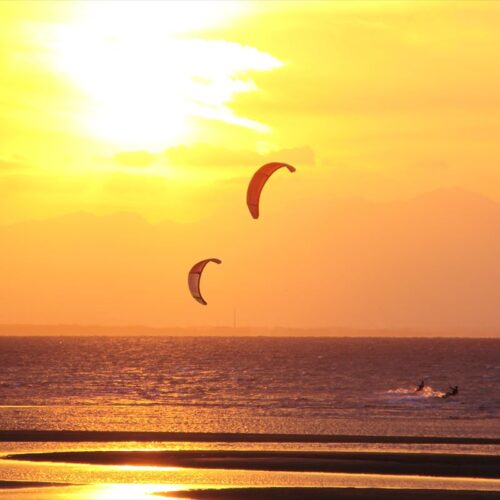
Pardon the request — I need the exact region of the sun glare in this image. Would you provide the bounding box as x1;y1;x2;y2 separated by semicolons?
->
86;483;184;500
49;1;282;150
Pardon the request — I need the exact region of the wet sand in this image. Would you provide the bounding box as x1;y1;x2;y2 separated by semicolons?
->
0;480;68;489
161;488;500;499
6;450;500;479
0;430;498;445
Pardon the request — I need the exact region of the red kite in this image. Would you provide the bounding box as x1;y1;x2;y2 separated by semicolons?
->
247;162;296;219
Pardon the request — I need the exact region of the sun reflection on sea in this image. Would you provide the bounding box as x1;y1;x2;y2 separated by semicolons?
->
82;483;183;500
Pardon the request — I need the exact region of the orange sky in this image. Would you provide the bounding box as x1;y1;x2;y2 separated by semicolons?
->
1;1;500;333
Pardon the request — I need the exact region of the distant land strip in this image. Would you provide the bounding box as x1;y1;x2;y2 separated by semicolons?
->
0;430;499;445
1;324;500;337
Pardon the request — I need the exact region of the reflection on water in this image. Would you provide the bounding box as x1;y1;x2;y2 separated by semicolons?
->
1;456;500;494
1;338;499;429
2;476;500;500
0;484;184;500
74;483;182;500
1;442;500;499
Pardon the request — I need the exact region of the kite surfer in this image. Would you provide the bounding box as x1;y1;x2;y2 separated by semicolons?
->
442;385;459;398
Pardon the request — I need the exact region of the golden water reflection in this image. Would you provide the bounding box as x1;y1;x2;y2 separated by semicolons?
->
0;484;187;500
1;442;500;499
81;483;183;500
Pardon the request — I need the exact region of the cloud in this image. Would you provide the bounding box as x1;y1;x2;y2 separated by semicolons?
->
102;173;169;196
0;158;28;171
271;146;315;166
164;144;314;168
114;151;157;167
0;173;86;194
220;3;500;124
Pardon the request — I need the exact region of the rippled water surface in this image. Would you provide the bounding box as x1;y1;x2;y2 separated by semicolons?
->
0;337;499;436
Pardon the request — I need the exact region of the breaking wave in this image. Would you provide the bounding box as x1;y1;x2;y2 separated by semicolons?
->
386;386;446;400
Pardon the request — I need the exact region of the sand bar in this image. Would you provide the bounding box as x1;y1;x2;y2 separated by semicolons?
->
0;480;69;490
0;430;498;444
6;450;500;478
160;488;500;499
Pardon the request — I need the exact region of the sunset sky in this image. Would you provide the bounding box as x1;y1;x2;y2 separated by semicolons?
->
2;1;500;333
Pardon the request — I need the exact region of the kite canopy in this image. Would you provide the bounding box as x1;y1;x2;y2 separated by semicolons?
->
188;258;222;305
246;162;296;219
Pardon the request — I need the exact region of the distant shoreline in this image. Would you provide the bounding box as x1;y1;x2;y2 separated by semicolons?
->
1;324;499;337
0;430;499;445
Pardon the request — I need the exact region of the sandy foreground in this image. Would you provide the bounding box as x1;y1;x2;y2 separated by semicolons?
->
6;449;500;479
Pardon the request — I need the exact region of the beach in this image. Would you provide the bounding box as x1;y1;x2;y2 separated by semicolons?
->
1;431;500;499
165;488;500;499
7;449;500;479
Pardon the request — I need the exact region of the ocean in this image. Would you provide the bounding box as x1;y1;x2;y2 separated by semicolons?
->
1;337;499;498
0;336;499;437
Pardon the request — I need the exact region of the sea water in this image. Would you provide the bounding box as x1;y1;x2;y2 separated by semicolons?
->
0;336;499;438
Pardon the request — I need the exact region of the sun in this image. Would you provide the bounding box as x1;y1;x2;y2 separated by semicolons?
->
49;1;282;151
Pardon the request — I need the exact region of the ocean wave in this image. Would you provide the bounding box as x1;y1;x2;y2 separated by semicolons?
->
385;386;446;400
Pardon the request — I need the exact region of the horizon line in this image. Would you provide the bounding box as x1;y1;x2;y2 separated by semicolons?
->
0;323;498;338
